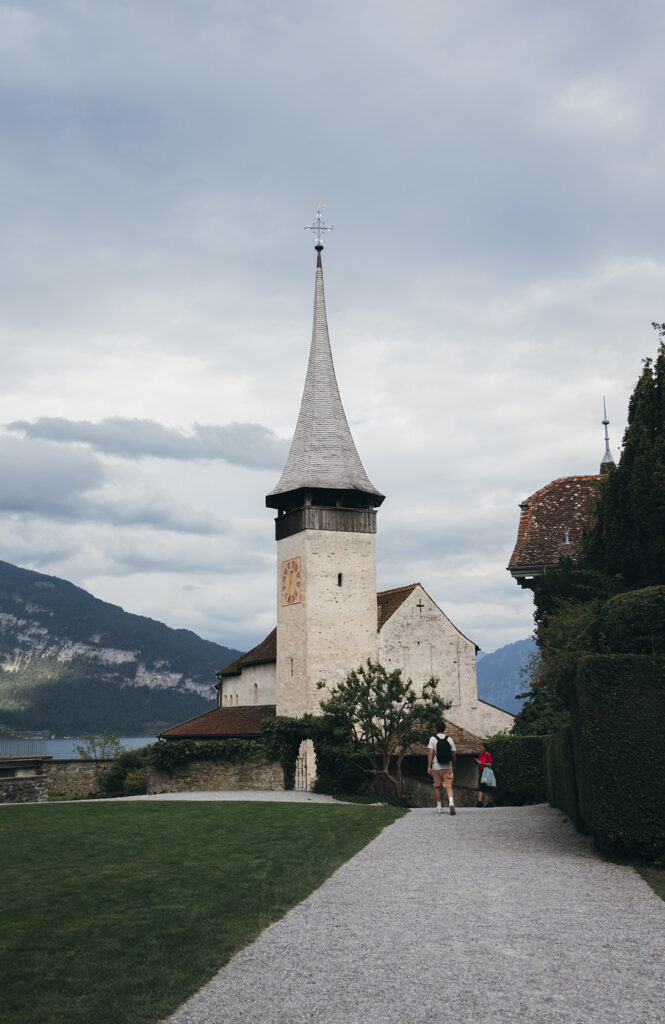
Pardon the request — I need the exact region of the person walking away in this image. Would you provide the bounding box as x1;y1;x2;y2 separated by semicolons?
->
427;719;456;815
475;742;495;807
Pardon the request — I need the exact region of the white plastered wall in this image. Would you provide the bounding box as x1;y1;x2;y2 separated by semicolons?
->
219;662;276;707
377;585;513;738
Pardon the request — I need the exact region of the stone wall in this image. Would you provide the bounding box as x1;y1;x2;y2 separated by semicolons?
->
146;759;284;794
0;776;48;803
44;759;113;798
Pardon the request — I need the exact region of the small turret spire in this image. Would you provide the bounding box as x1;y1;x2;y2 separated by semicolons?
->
600;397;616;473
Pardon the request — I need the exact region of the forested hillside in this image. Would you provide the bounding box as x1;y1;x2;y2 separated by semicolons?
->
476;638;534;714
0;560;242;735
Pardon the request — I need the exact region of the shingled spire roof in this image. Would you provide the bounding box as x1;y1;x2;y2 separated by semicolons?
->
266;246;384;508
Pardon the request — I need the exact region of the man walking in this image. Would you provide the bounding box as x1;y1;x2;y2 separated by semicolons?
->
427;719;456;815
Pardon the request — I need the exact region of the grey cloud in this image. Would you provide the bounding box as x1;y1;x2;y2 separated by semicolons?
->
7;418;289;469
0;436;224;534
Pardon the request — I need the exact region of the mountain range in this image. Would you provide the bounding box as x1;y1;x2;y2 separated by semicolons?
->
0;559;533;736
476;638;536;714
0;560;241;736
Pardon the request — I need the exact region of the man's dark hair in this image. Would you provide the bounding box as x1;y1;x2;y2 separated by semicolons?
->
435;719;446;733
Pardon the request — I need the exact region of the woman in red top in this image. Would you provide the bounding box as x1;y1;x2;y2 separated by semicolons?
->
475;742;495;807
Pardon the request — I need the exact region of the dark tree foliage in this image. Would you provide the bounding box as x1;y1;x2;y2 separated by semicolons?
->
586;333;665;589
516;328;665;734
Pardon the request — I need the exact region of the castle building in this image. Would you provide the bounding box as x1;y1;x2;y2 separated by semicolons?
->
162;227;513;751
507;407;616;589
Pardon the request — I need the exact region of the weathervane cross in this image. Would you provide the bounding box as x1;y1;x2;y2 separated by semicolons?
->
305;201;334;248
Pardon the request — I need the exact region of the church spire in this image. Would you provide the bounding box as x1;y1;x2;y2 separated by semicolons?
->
600;397;616;473
266;213;384;510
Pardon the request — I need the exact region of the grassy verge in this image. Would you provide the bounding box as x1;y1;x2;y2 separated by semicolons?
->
637;866;665;901
0;800;405;1024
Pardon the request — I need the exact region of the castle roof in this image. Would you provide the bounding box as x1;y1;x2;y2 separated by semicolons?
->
266;248;383;508
377;583;420;629
218;628;277;679
159;704;276;740
507;474;600;584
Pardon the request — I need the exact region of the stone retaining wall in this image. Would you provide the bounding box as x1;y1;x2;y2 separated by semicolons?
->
0;776;48;803
147;759;284;794
44;759;114;798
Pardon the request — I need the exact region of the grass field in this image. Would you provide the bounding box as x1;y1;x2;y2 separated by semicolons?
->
0;800;405;1024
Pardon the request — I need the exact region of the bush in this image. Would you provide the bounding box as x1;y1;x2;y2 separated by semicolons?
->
484;733;546;805
543;727;582;828
570;653;665;862
100;746;152;798
598;586;665;655
122;767;147;796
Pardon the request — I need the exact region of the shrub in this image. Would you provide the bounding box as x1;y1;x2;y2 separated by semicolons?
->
99;746;152;798
122;767;147;796
570;653;665;862
543;727;582;828
598;586;665;655
484;733;546;805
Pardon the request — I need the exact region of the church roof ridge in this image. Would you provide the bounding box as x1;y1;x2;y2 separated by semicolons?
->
266;248;384;505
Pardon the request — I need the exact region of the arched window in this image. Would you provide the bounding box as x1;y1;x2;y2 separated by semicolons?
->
253;682;258;704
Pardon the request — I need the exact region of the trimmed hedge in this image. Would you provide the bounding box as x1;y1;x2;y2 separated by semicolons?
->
484;733;546;805
543;727;582;828
570;653;665;862
598;586;665;655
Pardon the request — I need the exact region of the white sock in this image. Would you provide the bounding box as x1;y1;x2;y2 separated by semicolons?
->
436;801;442;809
448;797;454;806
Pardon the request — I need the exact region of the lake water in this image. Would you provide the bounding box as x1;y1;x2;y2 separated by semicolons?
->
47;737;157;759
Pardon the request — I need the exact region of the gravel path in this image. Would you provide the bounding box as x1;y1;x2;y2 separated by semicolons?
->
162;803;664;1024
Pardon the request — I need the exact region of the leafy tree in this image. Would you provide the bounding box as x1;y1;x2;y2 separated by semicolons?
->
586;331;665;588
74;733;127;759
317;661;449;799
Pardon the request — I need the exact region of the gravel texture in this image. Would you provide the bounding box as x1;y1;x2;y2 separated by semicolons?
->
162;803;664;1024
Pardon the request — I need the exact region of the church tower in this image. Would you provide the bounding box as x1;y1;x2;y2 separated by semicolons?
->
266;216;384;717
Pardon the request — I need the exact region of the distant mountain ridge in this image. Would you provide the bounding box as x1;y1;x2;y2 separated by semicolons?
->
0;560;242;735
476;638;536;715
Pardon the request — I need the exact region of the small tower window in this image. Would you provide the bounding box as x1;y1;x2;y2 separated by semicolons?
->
563;527;571;545
338;573;343;587
253;683;258;704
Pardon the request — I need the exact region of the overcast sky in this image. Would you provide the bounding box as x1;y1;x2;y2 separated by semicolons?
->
1;1;664;656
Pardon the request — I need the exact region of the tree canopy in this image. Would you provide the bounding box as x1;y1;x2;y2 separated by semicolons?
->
317;660;449;798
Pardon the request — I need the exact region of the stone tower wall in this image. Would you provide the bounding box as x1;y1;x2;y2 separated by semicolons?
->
276;528;378;717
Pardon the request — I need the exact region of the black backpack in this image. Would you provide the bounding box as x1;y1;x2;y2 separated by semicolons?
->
435;734;452;764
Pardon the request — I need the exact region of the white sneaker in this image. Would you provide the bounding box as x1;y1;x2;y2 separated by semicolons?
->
435;806;443;814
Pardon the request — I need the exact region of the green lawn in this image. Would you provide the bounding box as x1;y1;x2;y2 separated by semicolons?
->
0;800;405;1024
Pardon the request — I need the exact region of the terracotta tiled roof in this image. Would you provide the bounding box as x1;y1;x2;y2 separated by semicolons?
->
376;583;420;630
409;719;485;757
508;475;600;576
218;628;277;678
159;704;276;739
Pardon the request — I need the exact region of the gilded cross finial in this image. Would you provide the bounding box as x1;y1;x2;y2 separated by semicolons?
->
305;201;333;250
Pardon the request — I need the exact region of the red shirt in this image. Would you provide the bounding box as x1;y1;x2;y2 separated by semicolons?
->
478;751;493;767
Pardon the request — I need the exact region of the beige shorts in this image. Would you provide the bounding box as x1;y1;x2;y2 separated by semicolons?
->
432;768;453;788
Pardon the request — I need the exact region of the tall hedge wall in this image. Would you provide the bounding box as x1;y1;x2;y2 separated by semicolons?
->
484;733;546;805
570;653;665;861
543;727;582;828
